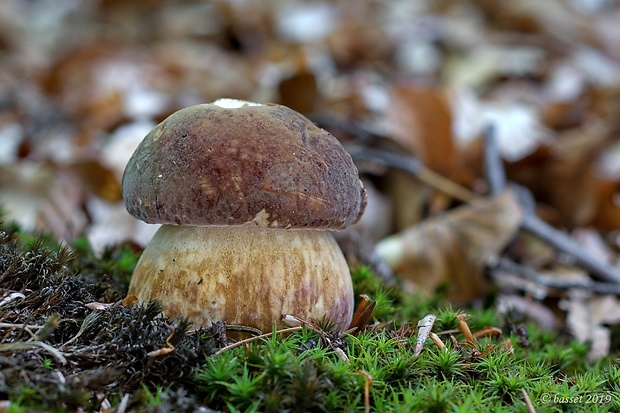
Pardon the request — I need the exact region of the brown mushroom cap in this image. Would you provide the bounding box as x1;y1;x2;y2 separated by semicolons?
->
122;100;366;229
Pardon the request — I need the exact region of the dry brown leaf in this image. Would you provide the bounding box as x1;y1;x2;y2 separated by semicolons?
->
590;180;620;230
508;122;609;227
68;160;122;202
278;71;319;115
541;124;608;226
386;84;463;180
376;188;523;303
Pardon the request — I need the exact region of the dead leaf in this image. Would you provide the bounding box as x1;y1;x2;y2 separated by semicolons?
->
414;314;436;356
507;122;609;227
348;295;377;333
278;71;319;115
590;180;620;231
497;294;559;330
559;290;618;360
121;294;138;307
386;84;463;180
68;160;122;202
376;188;523;302
540;124;608;226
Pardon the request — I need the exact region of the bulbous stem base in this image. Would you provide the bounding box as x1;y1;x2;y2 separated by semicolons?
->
128;225;354;332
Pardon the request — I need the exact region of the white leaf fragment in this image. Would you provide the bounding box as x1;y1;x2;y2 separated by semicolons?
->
414;314;437;356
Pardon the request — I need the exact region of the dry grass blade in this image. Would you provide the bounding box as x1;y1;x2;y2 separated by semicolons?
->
522;387;537;413
0;341;67;364
357;370;374;413
214;327;303;356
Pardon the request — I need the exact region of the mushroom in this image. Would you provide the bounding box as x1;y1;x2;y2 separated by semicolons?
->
122;99;367;332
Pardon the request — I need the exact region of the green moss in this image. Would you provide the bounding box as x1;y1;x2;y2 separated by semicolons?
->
1;221;617;412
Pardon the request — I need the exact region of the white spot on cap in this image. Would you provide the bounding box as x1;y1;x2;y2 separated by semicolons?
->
213;99;263;109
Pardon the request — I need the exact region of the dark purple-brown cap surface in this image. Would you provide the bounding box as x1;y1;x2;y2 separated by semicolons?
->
122;100;367;229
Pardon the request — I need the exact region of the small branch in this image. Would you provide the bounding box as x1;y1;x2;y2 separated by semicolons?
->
481;127;620;284
0;322;42;339
311;114;379;144
483;124;506;196
522;388;537;413
520;213;620;283
214;326;303;356
0;322;44;329
347;146;476;202
482;127;620;283
0;341;67;364
491;258;620;294
225;325;262;336
357;370;374;413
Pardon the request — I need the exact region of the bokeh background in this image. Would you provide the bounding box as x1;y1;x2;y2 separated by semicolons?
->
2;2;620;354
2;0;620;248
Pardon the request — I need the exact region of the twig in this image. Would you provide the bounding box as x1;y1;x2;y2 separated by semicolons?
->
0;341;67;364
63;343;107;356
0;322;44;329
347;146;476;202
484;127;620;283
0;322;44;339
357;370;374;413
491;258;620;295
225;324;263;336
520;213;620;283
311;114;379;144
482;128;620;283
522;388;537;413
214;326;303;356
483;124;506;195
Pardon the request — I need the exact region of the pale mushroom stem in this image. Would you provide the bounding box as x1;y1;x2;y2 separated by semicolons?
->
128;225;354;332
